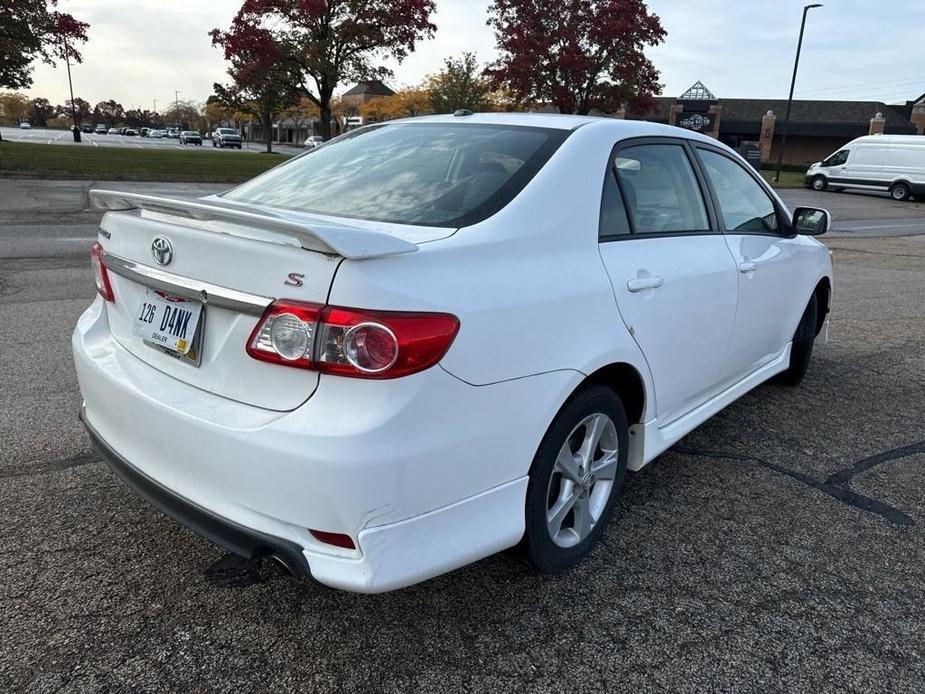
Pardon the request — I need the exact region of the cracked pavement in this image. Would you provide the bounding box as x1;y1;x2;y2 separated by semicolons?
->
1;181;924;693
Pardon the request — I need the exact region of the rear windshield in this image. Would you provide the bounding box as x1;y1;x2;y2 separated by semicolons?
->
222;122;569;227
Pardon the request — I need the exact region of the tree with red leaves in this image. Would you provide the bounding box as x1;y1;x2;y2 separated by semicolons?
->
211;23;297;154
213;0;436;140
486;0;665;116
0;0;89;89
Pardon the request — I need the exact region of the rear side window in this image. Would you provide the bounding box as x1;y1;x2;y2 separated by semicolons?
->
599;169;632;238
613;144;709;234
224;123;569;227
698;149;778;233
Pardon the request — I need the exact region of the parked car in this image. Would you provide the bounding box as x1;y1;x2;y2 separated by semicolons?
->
19;122;31;129
212;127;242;149
77;115;833;593
81;124;93;133
124;128;138;136
167;127;180;138
303;135;325;149
140;128;149;137
107;127;119;135
95;124;107;134
148;129;164;138
179;130;202;146
806;134;925;201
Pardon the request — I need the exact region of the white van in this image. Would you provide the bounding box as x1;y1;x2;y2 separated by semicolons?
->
805;134;925;201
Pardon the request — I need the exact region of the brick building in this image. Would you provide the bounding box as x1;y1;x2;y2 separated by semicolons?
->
641;81;924;166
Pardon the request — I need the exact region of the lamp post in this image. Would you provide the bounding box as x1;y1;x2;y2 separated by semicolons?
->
774;3;823;182
62;36;81;142
174;91;181;130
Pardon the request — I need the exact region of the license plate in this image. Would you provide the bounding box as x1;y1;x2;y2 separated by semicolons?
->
132;289;203;356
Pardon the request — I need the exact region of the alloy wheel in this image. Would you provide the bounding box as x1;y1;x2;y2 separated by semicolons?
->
545;413;619;548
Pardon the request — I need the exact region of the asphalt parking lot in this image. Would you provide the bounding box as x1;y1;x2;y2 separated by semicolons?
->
0;126;304;156
1;179;924;692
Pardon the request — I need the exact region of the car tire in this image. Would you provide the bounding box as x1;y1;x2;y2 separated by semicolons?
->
522;385;629;574
811;175;828;191
890;182;911;202
776;293;818;386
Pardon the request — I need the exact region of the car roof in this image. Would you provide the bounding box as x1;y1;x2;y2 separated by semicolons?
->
385;112;720;144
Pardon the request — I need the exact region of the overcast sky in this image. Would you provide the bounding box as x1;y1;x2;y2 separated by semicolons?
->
25;0;925;110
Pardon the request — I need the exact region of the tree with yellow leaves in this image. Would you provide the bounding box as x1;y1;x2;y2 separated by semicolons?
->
359;87;431;123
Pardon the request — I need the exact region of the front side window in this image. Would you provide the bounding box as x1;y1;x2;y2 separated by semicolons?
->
613;144;710;234
823;150;848;167
698;149;778;233
223;123;568;227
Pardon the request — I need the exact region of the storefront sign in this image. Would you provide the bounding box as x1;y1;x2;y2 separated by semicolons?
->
679;112;714;132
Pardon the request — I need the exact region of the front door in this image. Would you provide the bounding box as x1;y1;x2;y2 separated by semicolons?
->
693;145;811;381
597;140;739;425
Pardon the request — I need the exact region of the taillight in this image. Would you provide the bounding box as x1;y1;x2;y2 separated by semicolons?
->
246;300;321;368
246;300;459;379
90;241;114;302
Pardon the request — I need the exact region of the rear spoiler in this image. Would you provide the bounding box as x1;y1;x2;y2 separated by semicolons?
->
88;189;418;260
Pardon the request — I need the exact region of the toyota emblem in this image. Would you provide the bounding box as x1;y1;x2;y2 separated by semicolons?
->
151;236;173;266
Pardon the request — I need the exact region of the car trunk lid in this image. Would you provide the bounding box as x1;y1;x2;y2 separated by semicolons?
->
90;190;421;411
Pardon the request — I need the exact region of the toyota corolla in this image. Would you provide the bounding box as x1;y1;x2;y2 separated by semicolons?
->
74;113;833;593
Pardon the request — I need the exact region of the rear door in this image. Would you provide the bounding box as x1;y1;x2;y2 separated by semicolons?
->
597;138;739;425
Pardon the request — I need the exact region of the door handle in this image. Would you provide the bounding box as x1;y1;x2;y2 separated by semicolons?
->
738;261;757;273
627;276;663;292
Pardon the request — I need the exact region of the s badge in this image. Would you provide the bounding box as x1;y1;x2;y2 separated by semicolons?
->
284;273;305;288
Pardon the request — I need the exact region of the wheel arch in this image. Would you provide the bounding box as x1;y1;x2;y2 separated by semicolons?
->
577;362;648;426
813;275;832;336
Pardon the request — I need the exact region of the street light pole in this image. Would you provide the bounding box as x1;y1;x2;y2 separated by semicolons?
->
63;36;81;142
774;3;822;182
174;91;181;130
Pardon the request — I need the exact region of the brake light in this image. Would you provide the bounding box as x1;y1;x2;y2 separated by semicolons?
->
246;300;459;379
90;241;114;302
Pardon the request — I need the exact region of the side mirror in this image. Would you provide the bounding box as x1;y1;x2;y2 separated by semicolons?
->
792;207;830;236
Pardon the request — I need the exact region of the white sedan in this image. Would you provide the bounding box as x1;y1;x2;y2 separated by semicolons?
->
74;114;833;592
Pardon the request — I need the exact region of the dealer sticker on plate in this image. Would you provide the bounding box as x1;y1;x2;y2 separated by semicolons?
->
132;288;202;355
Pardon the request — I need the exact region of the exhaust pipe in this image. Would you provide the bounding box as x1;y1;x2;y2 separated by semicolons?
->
267;553;296;576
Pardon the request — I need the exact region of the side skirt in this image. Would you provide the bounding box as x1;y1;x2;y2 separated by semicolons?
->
628;344;791;471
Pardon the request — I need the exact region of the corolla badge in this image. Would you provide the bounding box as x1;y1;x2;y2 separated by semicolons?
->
151;236;173;266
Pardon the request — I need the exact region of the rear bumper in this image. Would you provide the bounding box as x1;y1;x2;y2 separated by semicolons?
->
73;298;578;591
81;405;312;576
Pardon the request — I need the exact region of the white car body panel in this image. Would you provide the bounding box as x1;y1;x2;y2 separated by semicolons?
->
73;113;833;592
598;235;738;424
